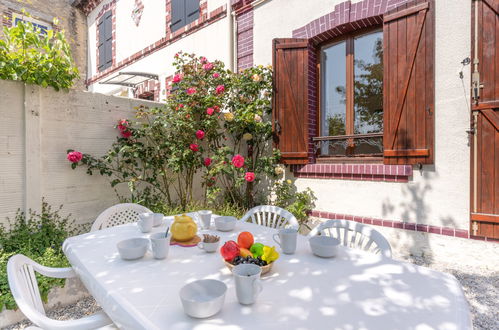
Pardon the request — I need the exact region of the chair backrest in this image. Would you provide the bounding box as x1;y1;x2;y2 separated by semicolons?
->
240;205;299;229
91;203;152;231
308;219;392;258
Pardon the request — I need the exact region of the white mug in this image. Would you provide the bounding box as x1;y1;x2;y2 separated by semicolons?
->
197;240;219;253
153;213;164;227
137;212;154;233
233;264;263;305
197;210;212;229
150;232;171;259
273;228;298;254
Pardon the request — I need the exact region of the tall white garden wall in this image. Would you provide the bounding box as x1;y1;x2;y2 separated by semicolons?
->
0;80;161;226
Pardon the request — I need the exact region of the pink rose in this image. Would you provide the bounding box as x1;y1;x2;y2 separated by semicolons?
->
175;104;184;111
195;130;205;140
200;56;207;63
186;87;196;95
212;73;220;78
206;107;214;115
244;172;255;182
203;62;214;71
215;85;225;95
173;74;183;83
204;157;212;166
190;144;199;152
67;151;83;163
231;154;245;168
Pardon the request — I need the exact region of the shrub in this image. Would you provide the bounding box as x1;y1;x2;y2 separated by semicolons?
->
0;201;80;310
0;14;79;90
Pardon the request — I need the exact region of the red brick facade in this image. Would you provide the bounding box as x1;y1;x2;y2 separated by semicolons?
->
134;80;160;101
291;164;412;182
311;210;499;243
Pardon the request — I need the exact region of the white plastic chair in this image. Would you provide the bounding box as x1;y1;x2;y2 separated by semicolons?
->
91;203;152;232
308;219;392;258
7;254;116;330
240;205;299;229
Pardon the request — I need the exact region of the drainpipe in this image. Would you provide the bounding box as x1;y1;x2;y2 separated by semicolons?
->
227;0;234;71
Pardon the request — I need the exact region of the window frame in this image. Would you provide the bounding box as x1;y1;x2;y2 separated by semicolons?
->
316;26;384;162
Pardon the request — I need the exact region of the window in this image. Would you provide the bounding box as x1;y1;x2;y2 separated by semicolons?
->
97;10;113;72
171;0;200;32
319;30;383;158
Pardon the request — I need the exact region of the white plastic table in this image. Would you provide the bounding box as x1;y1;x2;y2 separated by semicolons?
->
63;217;472;330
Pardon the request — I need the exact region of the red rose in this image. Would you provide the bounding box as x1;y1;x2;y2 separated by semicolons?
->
244;172;255;182
206;107;214;116
190;144;199;152
215;85;225;95
196;130;205;140
200;56;208;63
212;73;220;78
120;130;132;138
172;74;183;83
117;119;129;131
67;151;83;163
213;105;220;112
186;87;196;95
231;154;245;168
204;157;212;166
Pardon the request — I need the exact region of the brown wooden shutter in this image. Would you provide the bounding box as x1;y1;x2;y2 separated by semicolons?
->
383;0;435;164
272;38;309;165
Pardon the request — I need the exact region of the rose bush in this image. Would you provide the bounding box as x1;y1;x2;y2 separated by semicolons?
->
68;53;286;209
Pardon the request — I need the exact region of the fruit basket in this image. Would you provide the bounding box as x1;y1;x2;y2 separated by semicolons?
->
224;257;274;275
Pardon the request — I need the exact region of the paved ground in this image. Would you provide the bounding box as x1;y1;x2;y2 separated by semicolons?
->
6;245;499;330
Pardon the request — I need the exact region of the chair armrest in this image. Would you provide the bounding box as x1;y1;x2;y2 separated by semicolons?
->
33;265;76;279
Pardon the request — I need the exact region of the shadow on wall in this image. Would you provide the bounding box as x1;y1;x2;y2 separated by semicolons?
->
381;163;461;262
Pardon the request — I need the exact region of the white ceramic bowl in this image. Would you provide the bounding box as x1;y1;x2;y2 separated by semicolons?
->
309;236;340;258
214;216;237;232
153;213;164;227
179;279;227;318
117;238;149;260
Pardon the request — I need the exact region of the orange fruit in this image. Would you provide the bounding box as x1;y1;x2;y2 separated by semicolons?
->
237;231;254;249
240;248;253;258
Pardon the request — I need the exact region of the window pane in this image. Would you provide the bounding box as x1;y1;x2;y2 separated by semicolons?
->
321;41;346;138
354;31;383;134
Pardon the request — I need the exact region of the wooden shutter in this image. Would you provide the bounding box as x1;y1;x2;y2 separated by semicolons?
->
170;0;185;32
272;38;309;165
104;11;113;69
97;16;105;71
185;0;200;26
383;0;435;164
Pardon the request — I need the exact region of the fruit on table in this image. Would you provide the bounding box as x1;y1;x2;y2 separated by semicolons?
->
220;240;240;261
237;231;254;249
232;255;267;266
261;245;279;263
249;243;264;258
239;248;253;258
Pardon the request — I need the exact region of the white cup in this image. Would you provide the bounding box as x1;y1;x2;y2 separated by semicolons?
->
273;228;298;254
138;212;154;233
233;264;263;305
150;232;171;259
197;240;219;253
153;213;164;227
198;210;212;229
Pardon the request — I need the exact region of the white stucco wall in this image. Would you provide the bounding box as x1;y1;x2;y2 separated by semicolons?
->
89;16;231;98
252;0;471;230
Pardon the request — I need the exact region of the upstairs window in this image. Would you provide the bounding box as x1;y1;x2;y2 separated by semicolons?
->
97;10;113;72
171;0;200;33
320;29;383;158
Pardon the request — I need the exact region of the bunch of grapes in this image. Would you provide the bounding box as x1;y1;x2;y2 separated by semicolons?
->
232;256;268;267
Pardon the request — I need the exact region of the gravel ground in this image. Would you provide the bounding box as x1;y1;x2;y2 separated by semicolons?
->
6;253;498;330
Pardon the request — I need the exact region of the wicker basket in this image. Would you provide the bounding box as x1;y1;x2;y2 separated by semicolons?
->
224;260;274;275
